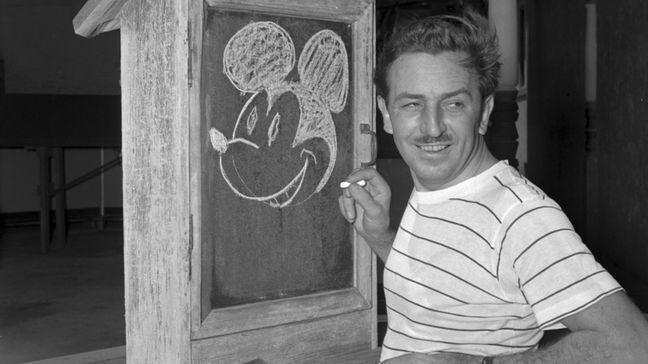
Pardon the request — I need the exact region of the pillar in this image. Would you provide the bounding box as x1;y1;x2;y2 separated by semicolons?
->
584;0;598;245
487;0;520;168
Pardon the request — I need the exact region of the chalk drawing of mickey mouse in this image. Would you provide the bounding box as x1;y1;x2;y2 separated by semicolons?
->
209;21;349;208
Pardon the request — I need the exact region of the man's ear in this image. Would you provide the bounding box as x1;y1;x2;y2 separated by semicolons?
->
478;94;495;135
377;96;393;134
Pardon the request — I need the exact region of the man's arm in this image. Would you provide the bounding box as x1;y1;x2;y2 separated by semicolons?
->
338;167;395;262
495;291;648;363
385;291;648;363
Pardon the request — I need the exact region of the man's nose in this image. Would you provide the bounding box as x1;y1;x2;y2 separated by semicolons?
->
420;105;446;137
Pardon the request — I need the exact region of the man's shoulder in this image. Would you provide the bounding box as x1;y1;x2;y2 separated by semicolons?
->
469;164;553;212
491;164;550;203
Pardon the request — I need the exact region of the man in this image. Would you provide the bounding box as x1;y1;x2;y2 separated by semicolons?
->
338;10;648;364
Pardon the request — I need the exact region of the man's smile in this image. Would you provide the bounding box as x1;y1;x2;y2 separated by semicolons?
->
416;144;450;153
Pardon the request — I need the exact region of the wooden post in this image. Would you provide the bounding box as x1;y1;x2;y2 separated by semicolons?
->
487;0;520;167
584;1;598;247
53;147;67;249
120;0;191;362
37;146;51;253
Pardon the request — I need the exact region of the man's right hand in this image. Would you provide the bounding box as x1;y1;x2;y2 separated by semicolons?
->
338;167;395;262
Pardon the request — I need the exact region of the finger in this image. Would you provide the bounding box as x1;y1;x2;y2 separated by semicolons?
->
345;167;377;183
346;182;381;217
344;168;389;194
338;195;356;222
343;185;351;198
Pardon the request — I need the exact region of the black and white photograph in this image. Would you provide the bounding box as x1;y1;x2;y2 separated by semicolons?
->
1;0;647;363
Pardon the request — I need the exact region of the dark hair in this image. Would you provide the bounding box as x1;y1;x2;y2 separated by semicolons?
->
375;10;501;100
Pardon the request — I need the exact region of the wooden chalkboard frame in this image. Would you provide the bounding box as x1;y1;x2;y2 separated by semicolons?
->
188;0;375;360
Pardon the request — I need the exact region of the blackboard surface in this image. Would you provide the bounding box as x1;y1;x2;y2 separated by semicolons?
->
201;9;355;308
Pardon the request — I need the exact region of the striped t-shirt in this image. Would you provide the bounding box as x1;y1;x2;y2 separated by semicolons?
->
380;161;622;362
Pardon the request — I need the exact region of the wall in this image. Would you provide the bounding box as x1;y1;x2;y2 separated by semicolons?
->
525;0;586;233
0;0;122;215
1;0;120;95
0;148;122;213
0;149;39;212
595;0;648;309
523;0;648;310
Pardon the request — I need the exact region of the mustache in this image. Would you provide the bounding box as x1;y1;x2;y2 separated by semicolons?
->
413;134;452;144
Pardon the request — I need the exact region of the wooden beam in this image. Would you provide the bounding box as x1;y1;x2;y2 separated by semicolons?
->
73;0;130;38
120;0;192;362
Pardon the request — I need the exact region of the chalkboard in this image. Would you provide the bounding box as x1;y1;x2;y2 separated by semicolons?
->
201;9;355;309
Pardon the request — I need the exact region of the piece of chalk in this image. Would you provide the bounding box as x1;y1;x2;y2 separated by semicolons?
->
340;180;366;188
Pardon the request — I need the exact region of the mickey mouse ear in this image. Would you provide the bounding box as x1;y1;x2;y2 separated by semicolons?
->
223;22;295;93
298;29;349;113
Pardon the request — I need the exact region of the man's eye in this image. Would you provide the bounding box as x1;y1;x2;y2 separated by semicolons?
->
446;102;465;111
402;102;420;110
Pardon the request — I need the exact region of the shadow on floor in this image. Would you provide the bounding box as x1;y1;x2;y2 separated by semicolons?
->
0;223;125;363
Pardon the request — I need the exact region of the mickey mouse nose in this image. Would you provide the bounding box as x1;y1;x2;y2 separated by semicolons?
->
209;128;228;154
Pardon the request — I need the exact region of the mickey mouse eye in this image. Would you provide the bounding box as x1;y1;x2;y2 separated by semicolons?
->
246;106;258;135
267;113;281;147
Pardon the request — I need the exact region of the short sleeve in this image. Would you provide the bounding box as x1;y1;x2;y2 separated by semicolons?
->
501;199;622;328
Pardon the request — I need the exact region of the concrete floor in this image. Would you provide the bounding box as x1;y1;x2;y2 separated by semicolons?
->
0;223;125;363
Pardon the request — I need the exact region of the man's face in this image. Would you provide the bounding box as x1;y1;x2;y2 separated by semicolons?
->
377;51;494;191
